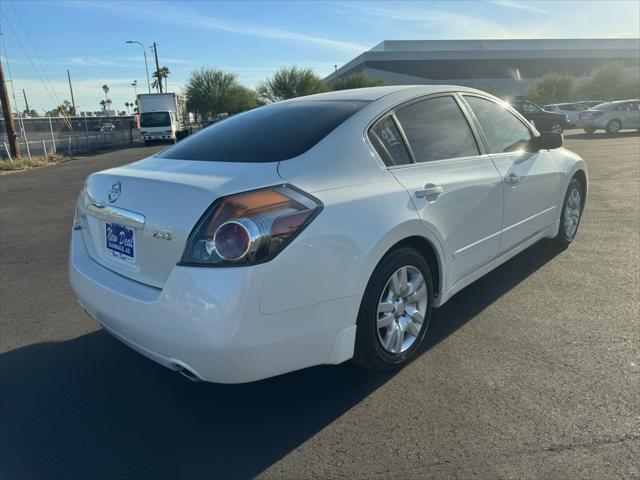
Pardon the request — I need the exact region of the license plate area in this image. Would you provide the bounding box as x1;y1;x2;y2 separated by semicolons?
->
105;222;135;262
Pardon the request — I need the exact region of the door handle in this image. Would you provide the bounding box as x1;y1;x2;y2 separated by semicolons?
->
415;184;444;199
505;173;521;185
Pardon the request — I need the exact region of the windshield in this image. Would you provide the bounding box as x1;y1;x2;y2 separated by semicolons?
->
140;112;171;127
592;103;611;110
158;100;369;162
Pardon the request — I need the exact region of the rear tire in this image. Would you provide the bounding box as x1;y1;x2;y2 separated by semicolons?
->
555;178;584;246
354;247;433;371
605;119;621;135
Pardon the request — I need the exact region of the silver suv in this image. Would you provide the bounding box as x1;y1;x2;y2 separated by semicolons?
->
576;100;640;134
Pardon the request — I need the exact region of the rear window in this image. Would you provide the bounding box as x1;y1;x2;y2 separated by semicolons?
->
593;103;611;110
158;100;369;162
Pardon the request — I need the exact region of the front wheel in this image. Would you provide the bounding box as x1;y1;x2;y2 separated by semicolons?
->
606;119;621;134
555;178;584;246
550;122;563;134
354;247;433;371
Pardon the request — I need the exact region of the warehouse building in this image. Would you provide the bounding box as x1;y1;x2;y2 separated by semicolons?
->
325;38;640;94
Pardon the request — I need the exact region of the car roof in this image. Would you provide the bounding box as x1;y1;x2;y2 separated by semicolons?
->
284;85;491;103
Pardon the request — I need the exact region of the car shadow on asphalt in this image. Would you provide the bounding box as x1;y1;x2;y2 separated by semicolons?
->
0;240;564;479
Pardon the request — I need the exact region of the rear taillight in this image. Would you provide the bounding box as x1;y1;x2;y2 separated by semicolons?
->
180;185;322;267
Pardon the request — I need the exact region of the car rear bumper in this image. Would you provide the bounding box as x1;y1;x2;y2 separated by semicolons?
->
69;230;357;383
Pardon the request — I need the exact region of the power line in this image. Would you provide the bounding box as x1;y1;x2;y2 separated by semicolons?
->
9;0;64;107
0;11;59;107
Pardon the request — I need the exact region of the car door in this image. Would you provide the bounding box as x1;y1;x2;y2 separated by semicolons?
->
573;104;589;125
461;94;563;254
370;94;503;289
522;101;552;130
623;101;640;127
560;105;578;125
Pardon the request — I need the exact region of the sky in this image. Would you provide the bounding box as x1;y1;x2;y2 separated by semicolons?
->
1;0;639;113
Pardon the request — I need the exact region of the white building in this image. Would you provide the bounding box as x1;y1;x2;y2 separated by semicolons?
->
326;38;640;94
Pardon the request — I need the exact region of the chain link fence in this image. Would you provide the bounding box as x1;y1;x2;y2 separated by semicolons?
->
1;115;142;161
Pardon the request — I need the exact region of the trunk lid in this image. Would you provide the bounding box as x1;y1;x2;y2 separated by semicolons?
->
77;155;282;288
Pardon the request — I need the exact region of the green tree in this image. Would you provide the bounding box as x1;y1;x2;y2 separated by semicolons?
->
227;84;263;114
184;67;261;119
257;66;326;102
576;61;640;101
330;72;386;91
152;66;170;93
22;108;39;117
46;100;74;117
526;72;576;105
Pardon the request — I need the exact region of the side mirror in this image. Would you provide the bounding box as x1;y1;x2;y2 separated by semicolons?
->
529;132;563;151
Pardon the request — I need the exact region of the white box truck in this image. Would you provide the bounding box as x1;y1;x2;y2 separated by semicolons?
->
137;93;189;145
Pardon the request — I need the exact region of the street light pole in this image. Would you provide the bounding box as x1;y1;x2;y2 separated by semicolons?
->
126;40;151;94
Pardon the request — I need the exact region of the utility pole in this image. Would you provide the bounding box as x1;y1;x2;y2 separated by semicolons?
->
0;60;19;158
67;69;77;115
152;42;162;93
22;89;30;114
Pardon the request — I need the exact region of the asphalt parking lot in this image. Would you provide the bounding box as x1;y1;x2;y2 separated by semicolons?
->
1;132;639;479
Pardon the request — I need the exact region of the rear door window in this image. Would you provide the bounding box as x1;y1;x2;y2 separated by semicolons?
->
394;96;480;163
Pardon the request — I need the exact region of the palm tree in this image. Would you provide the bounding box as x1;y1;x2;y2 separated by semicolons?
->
99;99;107;112
151;66;170;93
125;102;130;114
102;84;110;102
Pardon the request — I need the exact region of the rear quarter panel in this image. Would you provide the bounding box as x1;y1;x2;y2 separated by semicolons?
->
259;176;444;315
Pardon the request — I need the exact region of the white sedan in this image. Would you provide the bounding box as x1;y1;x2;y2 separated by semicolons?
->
69;86;588;383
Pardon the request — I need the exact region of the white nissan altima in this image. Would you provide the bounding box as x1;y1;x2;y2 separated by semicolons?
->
69;85;587;383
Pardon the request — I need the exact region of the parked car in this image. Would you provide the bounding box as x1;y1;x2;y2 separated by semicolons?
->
69;86;588;383
544;103;589;126
510;100;568;133
99;122;116;132
576;100;606;109
576;99;640;134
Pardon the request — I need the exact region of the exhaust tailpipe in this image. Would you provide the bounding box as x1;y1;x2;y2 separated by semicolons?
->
174;365;201;383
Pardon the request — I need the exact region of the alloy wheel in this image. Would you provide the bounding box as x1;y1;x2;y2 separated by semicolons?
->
564;187;581;238
551;123;563;134
376;266;428;354
607;120;621;134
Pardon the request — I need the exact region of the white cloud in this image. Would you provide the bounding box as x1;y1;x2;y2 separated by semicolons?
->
64;1;367;53
71;57;122;67
346;4;517;39
491;0;548;14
